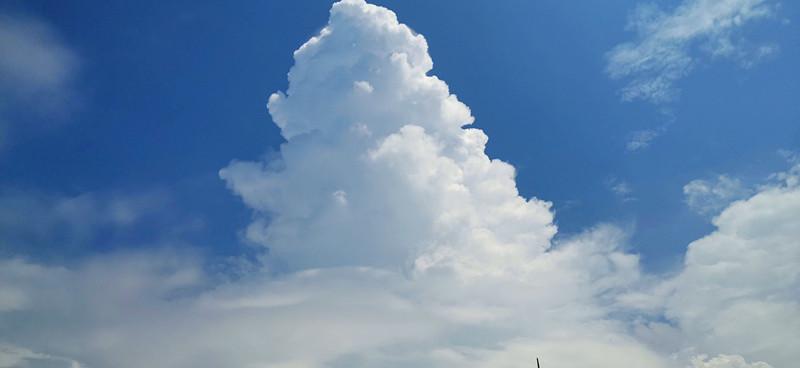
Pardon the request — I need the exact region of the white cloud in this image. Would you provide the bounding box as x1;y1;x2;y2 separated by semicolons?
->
29;275;432;367
628;164;800;368
667;166;800;367
627;128;662;151
777;149;800;165
691;354;773;368
0;344;82;368
0;226;660;368
220;0;558;274
0;1;663;366
1;1;797;367
683;174;753;216
0;14;78;147
606;0;779;103
606;176;635;202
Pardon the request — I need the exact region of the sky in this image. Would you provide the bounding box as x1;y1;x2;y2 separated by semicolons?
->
0;1;798;367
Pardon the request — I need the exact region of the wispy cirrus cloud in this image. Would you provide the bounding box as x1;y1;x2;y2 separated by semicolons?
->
606;0;779;104
606;176;636;202
0;14;79;148
0;188;202;260
626;126;665;151
683;174;753;216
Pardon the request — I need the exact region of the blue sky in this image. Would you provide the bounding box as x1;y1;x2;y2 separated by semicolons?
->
2;0;797;271
0;1;800;269
0;1;798;367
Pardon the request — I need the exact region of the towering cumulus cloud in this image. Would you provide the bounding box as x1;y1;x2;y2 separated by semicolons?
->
220;0;558;275
1;1;797;367
219;0;662;366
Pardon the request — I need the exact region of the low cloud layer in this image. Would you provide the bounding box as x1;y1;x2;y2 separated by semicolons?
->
0;188;199;260
1;1;797;367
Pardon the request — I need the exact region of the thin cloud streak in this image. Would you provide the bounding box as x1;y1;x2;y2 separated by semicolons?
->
0;14;79;148
606;0;779;104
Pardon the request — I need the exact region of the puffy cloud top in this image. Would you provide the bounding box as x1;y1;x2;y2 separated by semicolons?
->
221;0;556;274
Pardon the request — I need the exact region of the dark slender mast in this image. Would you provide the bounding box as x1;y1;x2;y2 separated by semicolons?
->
536;357;541;368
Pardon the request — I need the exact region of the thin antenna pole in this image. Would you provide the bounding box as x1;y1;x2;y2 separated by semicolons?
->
537;357;541;368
